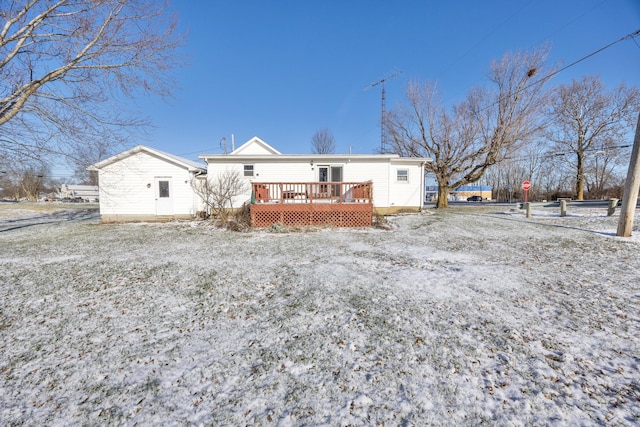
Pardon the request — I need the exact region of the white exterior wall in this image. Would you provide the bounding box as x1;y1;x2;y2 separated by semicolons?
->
340;159;390;207
98;151;201;220
206;160;316;208
205;157;423;209
388;161;425;209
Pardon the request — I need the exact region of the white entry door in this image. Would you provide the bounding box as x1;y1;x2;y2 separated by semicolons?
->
155;178;174;215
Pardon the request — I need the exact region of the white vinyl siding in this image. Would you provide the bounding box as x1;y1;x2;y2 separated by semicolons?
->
202;147;426;210
207;158;400;209
97;151;201;217
389;160;424;208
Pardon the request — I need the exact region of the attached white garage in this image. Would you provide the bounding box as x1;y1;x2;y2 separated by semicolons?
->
89;145;206;222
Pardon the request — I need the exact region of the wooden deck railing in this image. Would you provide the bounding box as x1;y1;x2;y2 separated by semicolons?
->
251;181;372;205
250;181;373;227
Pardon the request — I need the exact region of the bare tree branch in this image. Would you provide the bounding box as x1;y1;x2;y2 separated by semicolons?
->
0;0;183;162
547;75;640;199
387;47;550;208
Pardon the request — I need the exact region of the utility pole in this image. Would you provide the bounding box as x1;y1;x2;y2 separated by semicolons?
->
364;70;402;153
617;113;640;237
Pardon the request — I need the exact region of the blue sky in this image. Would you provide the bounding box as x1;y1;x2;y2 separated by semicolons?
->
131;0;640;164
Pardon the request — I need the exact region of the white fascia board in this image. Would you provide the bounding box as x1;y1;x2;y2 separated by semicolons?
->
391;157;433;164
199;154;401;162
229;136;282;155
91;145;206;172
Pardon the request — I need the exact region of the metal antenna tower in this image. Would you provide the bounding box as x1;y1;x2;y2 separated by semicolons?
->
364;69;402;153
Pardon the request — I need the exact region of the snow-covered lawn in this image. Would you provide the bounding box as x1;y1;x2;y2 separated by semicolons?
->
1;204;639;425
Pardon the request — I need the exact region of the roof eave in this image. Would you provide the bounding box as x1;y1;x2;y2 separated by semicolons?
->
91;145;206;172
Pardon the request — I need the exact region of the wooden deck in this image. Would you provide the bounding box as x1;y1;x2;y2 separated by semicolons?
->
250;182;373;227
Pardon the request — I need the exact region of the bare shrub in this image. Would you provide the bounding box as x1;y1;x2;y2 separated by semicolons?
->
191;170;248;221
373;213;393;230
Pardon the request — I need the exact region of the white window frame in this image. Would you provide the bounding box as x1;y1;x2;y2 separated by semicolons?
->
397;169;409;182
243;164;254;177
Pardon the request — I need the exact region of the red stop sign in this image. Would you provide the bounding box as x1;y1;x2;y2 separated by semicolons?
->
522;181;531;191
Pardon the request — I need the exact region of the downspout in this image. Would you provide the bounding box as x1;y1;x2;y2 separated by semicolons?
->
386;160;391;211
420;161;427;211
191;169;207;217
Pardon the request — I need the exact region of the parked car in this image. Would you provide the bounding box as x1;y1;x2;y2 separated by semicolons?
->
467;195;483;202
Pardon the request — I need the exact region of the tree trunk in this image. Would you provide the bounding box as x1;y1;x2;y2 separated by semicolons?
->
436;183;450;208
576;152;585;200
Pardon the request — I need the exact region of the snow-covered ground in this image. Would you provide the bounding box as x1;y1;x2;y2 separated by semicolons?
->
1;204;639;425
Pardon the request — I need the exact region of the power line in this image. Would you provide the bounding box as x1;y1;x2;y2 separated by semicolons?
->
471;28;640;121
436;28;640;146
534;0;610;46
501;143;632;163
177;147;218;157
532;29;640;87
438;0;613;103
437;0;534;82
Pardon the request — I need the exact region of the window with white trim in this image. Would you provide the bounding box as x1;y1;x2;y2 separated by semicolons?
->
397;169;408;182
243;164;254;177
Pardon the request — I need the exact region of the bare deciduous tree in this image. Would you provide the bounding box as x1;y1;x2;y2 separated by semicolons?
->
387;48;549;207
547;75;640;200
21;169;44;201
311;128;336;154
9;163;50;201
191;169;248;221
582;137;628;199
0;0;182;162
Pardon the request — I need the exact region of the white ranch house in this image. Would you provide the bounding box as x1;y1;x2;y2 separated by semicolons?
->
200;137;430;216
90;137;430;224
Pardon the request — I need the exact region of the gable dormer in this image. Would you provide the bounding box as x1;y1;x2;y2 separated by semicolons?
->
230;136;281;155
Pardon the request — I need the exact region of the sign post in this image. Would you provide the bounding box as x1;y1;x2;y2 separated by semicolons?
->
522;181;531;203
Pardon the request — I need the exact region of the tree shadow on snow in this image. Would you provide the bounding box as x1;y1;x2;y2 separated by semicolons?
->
0;209;99;233
485;211;626;238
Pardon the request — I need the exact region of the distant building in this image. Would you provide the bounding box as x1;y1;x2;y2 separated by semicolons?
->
60;184;99;201
425;185;492;202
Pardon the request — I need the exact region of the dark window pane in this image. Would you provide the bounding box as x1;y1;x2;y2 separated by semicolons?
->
319;167;328;182
159;181;170;198
330;166;342;182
